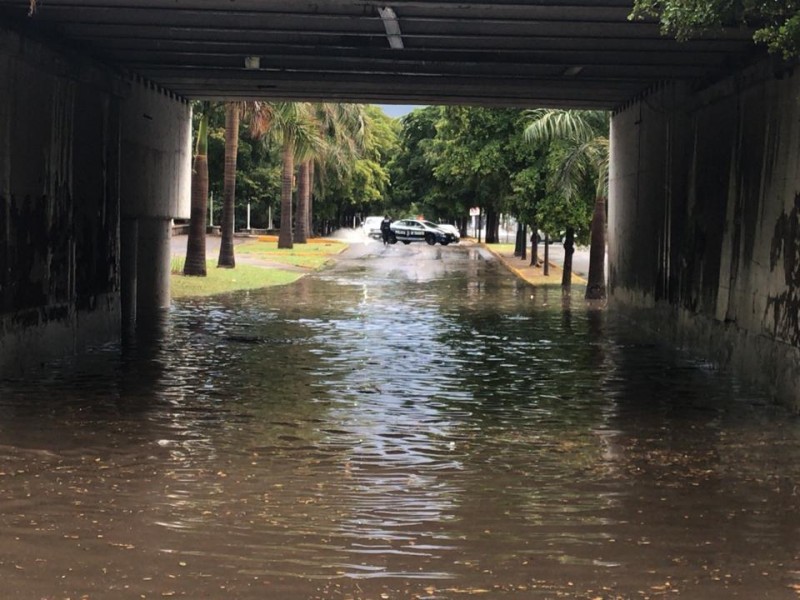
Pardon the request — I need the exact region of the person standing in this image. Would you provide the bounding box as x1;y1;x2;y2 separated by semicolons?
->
380;215;392;245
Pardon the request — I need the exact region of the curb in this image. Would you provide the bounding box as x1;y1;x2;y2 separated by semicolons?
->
481;244;588;286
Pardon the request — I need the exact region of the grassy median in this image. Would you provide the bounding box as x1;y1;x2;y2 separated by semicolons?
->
236;237;346;269
170;237;347;299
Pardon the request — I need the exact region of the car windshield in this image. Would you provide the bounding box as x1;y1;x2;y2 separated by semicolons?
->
421;221;440;229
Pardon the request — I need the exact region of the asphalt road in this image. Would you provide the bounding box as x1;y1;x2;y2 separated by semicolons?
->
170;230;593;278
538;242;590;278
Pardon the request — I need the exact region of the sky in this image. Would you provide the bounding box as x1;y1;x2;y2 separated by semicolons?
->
377;104;424;118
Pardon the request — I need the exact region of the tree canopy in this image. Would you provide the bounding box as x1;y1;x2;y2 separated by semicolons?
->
193;101;602;249
630;0;800;58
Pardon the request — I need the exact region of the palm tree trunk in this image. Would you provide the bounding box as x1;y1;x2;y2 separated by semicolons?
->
562;227;575;288
307;162;315;237
218;102;240;268
295;160;310;243
184;108;209;276
278;137;295;249
585;196;607;300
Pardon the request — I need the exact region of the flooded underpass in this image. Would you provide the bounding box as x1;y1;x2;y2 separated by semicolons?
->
1;242;799;599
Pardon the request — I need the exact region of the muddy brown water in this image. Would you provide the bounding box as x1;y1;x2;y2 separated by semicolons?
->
1;243;799;599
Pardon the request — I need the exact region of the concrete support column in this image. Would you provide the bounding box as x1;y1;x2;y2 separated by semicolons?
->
136;217;171;316
120;217;138;334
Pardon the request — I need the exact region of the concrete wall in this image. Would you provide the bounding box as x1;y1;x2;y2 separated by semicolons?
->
121;76;191;221
0;26;191;374
0;28;123;374
609;61;800;408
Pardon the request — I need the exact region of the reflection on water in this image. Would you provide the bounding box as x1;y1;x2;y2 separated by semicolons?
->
1;243;799;599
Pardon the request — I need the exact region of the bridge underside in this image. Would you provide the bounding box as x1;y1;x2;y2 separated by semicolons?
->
2;2;800;407
0;0;760;108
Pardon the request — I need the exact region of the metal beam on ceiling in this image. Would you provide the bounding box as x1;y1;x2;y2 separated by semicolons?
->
0;0;762;109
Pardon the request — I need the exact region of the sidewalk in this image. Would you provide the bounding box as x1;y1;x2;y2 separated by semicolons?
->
482;243;587;287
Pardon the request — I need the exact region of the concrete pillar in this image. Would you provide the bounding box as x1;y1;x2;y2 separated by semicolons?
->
119;77;191;332
136;217;171;316
120;217;138;334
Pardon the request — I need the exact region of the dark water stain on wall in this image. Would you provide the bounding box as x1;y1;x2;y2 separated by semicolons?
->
767;192;800;344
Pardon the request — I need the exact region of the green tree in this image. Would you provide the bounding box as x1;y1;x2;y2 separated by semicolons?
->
427;107;530;243
389;107;441;217
630;0;800;58
524;109;609;299
297;103;370;242
314;105;397;229
390;107;547;244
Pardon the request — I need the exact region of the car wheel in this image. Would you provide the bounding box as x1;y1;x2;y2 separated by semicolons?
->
425;233;436;245
389;233;397;245
402;240;411;245
440;239;449;246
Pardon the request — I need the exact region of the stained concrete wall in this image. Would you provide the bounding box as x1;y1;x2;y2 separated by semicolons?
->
0;28;123;374
0;26;191;374
609;61;800;408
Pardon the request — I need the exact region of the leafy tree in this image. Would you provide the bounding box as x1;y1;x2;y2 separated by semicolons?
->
389;107;443;217
233;136;281;229
524;109;610;299
314;105;398;229
390;107;552;246
630;0;800;58
427;107;534;243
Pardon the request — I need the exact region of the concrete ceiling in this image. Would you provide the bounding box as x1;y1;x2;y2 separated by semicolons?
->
0;0;762;108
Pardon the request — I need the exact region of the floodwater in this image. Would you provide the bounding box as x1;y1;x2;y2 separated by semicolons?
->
1;242;799;599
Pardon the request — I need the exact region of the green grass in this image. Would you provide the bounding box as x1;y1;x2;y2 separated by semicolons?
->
171;259;303;299
235;239;346;269
169;239;347;299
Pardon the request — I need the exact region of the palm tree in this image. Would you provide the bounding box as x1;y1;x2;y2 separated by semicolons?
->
217;102;240;268
184;103;210;276
295;103;367;243
295;161;312;243
263;103;323;249
524;109;609;299
210;101;276;266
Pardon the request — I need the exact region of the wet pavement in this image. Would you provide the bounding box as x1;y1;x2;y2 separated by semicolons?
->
1;241;799;599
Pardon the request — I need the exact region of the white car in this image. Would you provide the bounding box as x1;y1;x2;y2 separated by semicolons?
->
361;216;384;240
422;221;460;243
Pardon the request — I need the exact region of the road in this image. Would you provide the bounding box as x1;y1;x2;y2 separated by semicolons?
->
170;229;594;280
537;241;590;278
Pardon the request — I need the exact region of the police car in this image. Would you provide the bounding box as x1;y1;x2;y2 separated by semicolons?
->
389;219;455;245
